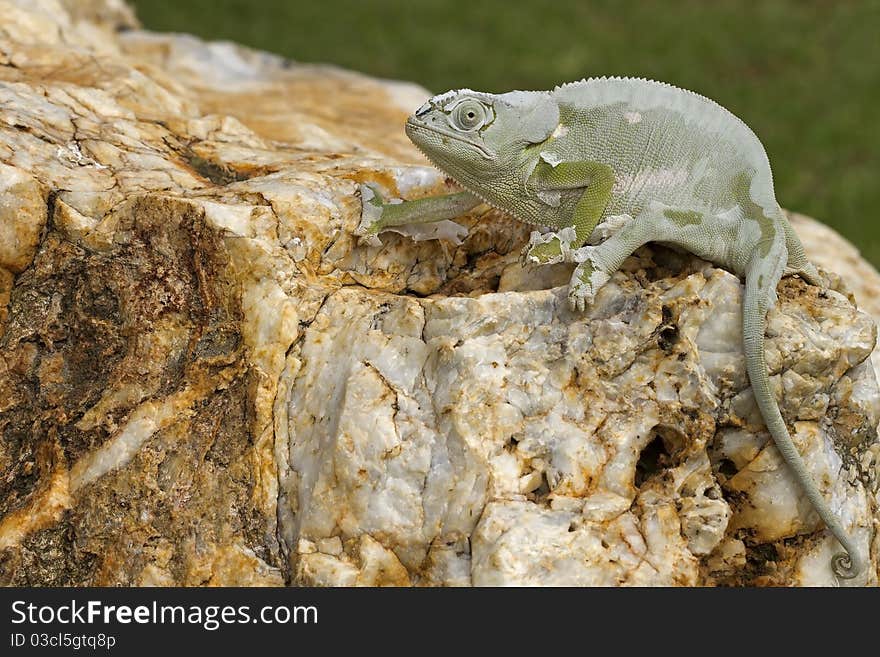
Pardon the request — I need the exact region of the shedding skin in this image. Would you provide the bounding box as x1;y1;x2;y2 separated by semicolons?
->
353;77;866;582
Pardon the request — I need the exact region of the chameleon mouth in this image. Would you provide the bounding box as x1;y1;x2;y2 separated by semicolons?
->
405;118;495;159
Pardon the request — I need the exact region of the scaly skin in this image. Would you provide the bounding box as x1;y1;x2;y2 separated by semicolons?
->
353;77;867;582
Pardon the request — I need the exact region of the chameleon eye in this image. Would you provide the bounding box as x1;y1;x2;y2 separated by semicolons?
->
451;100;488;131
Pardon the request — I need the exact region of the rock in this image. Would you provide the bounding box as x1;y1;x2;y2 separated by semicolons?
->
0;0;877;586
790;211;880;382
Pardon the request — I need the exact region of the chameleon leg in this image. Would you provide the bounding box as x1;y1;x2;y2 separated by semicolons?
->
354;183;480;245
523;160;614;265
780;215;823;286
567;205;731;311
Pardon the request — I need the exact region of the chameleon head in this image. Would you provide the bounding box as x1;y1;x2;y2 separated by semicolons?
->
405;88;560;184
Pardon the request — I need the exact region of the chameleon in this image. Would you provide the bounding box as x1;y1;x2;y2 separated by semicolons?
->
353;76;865;581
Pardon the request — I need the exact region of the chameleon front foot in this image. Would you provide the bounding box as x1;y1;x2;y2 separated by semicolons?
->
521;226;579;266
353;183;387;246
568;247;609;312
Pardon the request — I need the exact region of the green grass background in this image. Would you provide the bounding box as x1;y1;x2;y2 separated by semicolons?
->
131;0;880;265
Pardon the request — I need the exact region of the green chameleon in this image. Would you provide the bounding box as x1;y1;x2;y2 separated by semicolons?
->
354;76;865;581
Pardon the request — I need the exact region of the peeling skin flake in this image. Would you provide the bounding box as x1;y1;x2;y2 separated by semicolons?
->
551;123;569;138
540;150;564;167
386;220;468;244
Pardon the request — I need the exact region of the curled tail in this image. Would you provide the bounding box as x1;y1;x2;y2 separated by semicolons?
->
743;242;865;581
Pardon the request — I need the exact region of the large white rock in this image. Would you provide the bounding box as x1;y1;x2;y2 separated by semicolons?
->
283;241;878;586
0;0;876;587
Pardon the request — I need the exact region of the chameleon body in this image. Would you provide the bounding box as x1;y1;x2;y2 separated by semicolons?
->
354;77;864;581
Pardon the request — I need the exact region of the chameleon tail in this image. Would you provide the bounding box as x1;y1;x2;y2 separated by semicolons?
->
743;244;865;581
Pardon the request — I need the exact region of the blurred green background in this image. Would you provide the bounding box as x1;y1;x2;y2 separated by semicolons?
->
131;1;880;264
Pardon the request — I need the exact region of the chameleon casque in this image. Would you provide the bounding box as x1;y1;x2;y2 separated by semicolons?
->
354;77;865;581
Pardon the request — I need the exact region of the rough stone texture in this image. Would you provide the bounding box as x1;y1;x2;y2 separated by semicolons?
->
790;211;880;382
0;1;878;586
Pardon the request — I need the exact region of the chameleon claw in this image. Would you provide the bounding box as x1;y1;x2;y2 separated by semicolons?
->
568;283;592;312
519;246;539;268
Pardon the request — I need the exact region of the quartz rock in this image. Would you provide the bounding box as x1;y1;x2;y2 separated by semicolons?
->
790;211;880;383
0;0;877;586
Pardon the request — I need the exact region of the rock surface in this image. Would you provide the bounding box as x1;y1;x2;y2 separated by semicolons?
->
789;211;880;382
0;0;878;586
